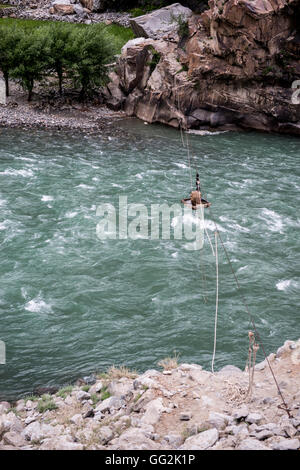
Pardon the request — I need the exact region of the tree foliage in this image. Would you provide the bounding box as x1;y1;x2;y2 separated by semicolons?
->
0;21;119;101
0;25;22;96
12;27;51;101
44;22;73;96
66;25;114;100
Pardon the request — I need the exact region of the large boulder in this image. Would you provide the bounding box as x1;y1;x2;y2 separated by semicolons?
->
51;0;74;15
109;427;158;450
130;3;193;39
180;428;219;450
39;435;84;450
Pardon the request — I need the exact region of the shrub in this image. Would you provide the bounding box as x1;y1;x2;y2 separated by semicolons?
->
100;386;111;401
56;385;73;399
176;14;189;41
147;46;161;74
37;396;58;413
66;25;114;101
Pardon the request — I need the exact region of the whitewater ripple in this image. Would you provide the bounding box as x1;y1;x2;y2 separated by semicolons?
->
25;297;52;314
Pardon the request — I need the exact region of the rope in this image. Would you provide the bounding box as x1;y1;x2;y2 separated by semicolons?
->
175;76;192;191
204;224;215;257
179;132;291;417
174;79;291;418
184;130;193;191
211;231;219;373
180;121;186;149
207;205;292;418
199;212;208;303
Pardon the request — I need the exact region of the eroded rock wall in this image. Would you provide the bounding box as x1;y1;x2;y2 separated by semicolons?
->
105;0;300;134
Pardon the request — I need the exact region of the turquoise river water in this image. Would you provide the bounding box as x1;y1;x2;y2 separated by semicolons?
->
0;120;299;400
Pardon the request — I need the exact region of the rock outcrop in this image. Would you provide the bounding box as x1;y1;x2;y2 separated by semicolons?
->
104;1;300;135
130;3;193;39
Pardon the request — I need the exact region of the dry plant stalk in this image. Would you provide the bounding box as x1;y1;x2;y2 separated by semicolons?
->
245;331;259;399
157;350;180;370
107;365;138;380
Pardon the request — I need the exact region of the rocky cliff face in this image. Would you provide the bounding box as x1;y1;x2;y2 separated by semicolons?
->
104;1;300;134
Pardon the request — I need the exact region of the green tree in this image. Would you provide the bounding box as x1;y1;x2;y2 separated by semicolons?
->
0;25;22;97
45;22;73;96
66;25;114;101
12;27;51;101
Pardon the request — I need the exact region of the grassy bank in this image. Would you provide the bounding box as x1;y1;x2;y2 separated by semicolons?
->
0;18;134;54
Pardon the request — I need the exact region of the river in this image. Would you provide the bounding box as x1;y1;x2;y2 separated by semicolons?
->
0;120;299;400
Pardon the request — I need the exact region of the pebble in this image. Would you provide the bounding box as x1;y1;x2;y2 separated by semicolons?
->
245;412;263;424
252;430;274;440
233;405;249;421
237;438;270;451
82;375;96;385
180;412;192;421
76;391;91;401
24;415;37;425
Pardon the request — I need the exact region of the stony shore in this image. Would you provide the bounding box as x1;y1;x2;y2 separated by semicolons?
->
1;338;299;450
0;3;132;27
0;82;126;134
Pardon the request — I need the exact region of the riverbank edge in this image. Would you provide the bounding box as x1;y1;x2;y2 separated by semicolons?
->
1;100;298;138
0;337;299;450
0;100;127;134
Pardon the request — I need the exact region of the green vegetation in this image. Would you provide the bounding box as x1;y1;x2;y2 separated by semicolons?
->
0;19;134;101
129;7;147;17
91;393;100;407
176;63;189;74
6;407;21;416
174;14;189;41
81;385;90;392
13;27;52;102
0;24;22;97
134;392;142;402
262;66;274;76
66;26;113;100
100;386;111;401
56;385;73;399
37;395;58;413
147;46;161;74
129;2;163;16
23;395;39;402
276;49;292;68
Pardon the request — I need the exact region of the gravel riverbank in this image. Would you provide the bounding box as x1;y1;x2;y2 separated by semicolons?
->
0;82;126;134
0;3;132;26
0;338;299;450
